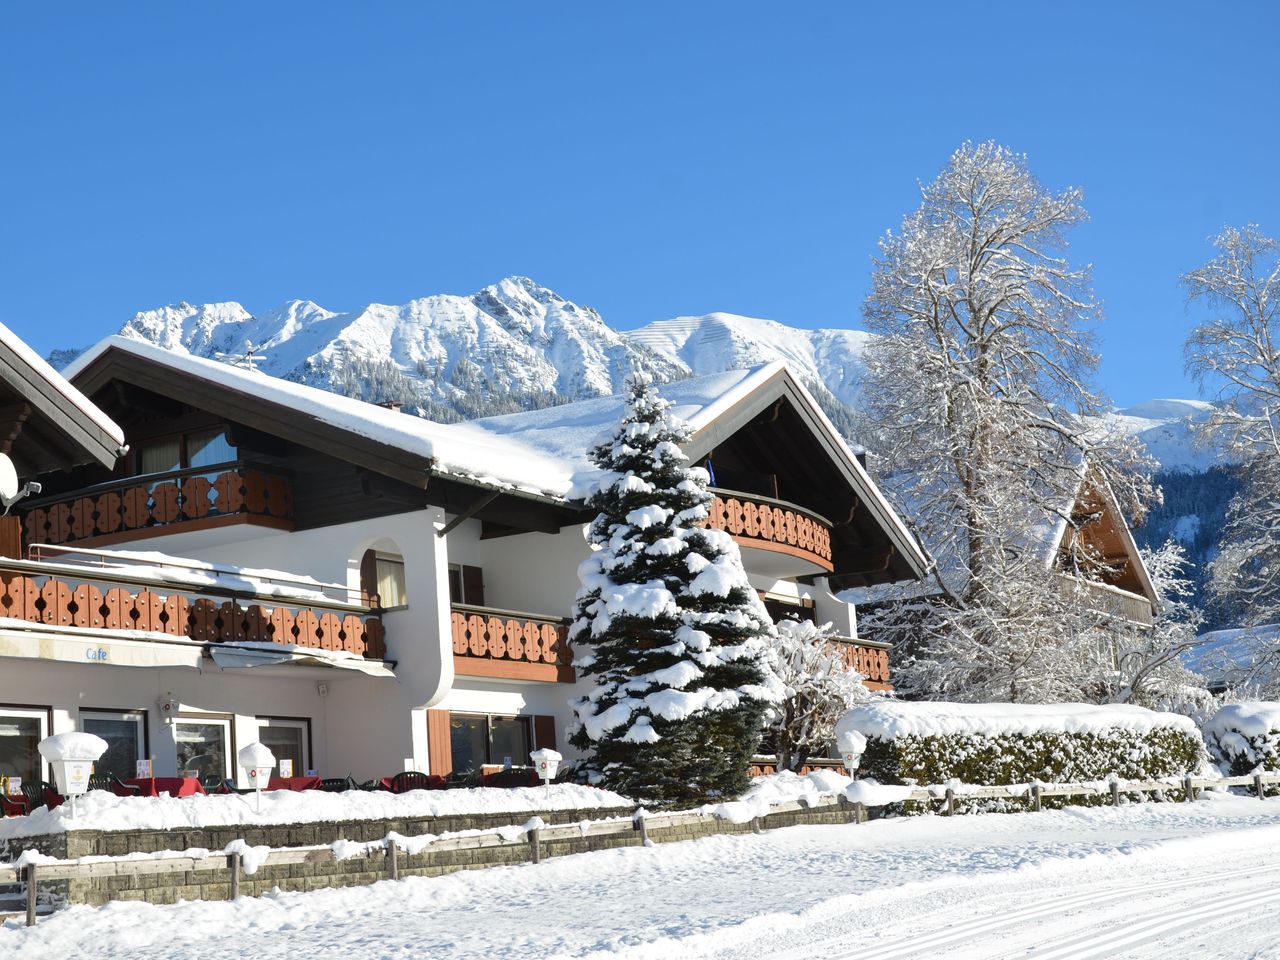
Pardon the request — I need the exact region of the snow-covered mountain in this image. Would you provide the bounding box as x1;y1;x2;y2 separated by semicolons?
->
69;277;868;430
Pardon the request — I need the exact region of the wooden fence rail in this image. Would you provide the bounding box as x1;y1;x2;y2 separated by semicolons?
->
7;771;1280;925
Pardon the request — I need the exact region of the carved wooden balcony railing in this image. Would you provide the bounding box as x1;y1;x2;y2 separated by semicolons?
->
829;636;891;689
0;557;385;660
704;489;834;572
21;462;294;547
450;603;574;683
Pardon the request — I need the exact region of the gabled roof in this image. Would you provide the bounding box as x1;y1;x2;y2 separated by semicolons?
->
68;338;929;585
0;322;125;476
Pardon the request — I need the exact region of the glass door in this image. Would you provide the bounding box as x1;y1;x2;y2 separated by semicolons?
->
81;710;147;780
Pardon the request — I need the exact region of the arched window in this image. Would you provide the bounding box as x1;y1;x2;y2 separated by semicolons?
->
360;549;407;609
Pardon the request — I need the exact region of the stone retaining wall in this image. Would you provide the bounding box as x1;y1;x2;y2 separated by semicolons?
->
4;799;866;908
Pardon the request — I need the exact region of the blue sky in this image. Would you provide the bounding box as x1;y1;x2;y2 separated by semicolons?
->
2;3;1277;406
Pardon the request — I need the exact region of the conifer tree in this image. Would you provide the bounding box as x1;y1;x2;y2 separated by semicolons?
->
568;377;782;807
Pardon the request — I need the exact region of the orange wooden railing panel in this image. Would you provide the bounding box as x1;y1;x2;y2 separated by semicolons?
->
0;571;385;661
828;639;891;684
450;607;571;669
21;467;293;547
704;492;833;571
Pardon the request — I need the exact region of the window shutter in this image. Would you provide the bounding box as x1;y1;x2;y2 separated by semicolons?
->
427;709;453;777
462;565;485;607
359;550;379;606
533;715;556;752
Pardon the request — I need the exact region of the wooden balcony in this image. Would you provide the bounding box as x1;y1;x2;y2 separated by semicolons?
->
705;489;834;574
829;635;892;691
0;554;385;660
1059;574;1154;628
451;603;574;683
21;462;294;548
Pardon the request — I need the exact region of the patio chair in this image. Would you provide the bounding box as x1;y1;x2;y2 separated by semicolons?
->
358;779;389;792
319;776;356;793
389;771;433;794
20;780;59;812
88;774;113;792
112;776;143;797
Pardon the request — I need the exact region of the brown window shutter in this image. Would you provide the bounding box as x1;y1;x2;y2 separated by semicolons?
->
427;709;453;777
359;549;378;606
462;565;485;607
533;715;556;752
0;516;22;559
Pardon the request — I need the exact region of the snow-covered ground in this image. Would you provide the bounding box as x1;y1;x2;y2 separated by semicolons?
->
8;793;1280;958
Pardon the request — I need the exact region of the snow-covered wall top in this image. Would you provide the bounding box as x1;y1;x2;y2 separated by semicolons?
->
837;700;1198;741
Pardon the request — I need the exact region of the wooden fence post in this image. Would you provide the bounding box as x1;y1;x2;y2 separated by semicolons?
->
1183;775;1195;803
528;826;541;864
633;809;649;846
1030;783;1042;813
945;787;956;816
1110;781;1121;808
25;863;36;928
388;839;399;880
227;852;241;900
1256;773;1266;800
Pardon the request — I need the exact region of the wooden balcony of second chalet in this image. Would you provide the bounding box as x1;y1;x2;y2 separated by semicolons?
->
20;461;294;548
704;488;834;579
828;635;892;692
450;603;574;683
0;547;385;663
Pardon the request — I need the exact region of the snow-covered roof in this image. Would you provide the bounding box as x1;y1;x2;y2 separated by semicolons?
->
68;339;929;583
0;322;125;475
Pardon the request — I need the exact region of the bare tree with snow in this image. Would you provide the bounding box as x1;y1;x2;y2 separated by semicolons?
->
1101;540;1212;715
1184;224;1280;690
766;619;872;772
858;141;1156;703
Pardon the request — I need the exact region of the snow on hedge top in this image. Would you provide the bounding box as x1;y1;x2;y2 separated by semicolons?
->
66;337;780;501
837;700;1197;742
1204;702;1280;740
0;783;633;839
36;732;108;762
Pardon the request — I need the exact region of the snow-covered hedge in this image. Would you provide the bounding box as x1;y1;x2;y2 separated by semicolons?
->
1203;702;1280;775
836;701;1204;806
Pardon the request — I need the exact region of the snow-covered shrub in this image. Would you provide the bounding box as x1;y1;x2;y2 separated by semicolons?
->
1203;702;1280;775
766;619;872;772
568;376;783;807
837;700;1204;809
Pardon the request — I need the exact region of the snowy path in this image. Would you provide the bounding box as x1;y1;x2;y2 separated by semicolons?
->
7;794;1280;959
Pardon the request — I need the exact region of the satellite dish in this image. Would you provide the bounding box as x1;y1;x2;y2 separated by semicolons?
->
0;454;17;503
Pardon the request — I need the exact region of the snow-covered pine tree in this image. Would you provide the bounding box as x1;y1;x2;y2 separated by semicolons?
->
568;376;782;807
858;141;1156;703
767;619;871;772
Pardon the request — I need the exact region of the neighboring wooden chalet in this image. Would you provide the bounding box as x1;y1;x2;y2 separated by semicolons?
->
2;337;927;785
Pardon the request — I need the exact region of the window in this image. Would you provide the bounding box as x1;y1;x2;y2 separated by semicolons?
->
81;710;147;780
448;713;531;774
187;429;237;468
174;715;233;780
447;564;485;606
377;557;407;608
257;717;310;777
0;705;50;784
132;428;238;477
137;439;181;475
361;550;407;609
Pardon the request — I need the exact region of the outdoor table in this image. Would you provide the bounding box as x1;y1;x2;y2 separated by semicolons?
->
266;775;322;792
120;777;207;798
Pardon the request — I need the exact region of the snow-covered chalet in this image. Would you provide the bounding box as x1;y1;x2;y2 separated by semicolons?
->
2;336;929;787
